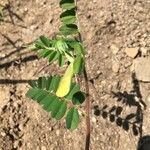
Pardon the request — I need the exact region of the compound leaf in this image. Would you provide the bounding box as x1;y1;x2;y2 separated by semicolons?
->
26;75;85;129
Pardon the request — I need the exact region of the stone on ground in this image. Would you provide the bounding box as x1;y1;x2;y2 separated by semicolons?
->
125;47;139;58
133;57;150;82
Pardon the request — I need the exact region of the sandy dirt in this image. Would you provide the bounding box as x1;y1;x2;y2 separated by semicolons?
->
0;0;150;150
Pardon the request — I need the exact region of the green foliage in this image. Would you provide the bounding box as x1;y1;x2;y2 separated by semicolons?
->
66;40;85;55
73;55;84;74
65;83;80;100
72;91;86;105
60;0;75;10
59;24;78;35
66;107;79;130
60;8;76;24
0;5;4;22
26;0;86;130
26;76;85;129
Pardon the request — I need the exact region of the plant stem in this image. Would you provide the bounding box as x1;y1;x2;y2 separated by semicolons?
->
75;1;91;149
77;17;91;150
83;67;91;150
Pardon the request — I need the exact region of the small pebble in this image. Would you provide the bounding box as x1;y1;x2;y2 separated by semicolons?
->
1;131;6;137
56;130;60;136
140;47;148;56
92;117;96;123
41;146;47;150
124;61;132;68
112;62;120;73
125;47;139;58
147;95;150;103
110;44;119;54
13;141;19;148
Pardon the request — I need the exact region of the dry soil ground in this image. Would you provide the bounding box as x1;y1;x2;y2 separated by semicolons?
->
0;0;150;150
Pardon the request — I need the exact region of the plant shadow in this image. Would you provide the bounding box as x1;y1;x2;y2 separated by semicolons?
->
137;135;150;150
0;0;24;26
0;54;38;70
0;79;36;84
93;73;146;137
0;33;26;59
0;33;37;70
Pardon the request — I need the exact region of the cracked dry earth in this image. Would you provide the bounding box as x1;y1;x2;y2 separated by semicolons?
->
0;0;150;150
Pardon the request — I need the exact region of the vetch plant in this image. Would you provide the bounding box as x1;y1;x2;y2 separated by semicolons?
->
26;0;91;149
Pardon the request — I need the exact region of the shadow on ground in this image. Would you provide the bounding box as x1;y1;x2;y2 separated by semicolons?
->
0;33;37;70
137;135;150;150
93;73;146;137
0;79;36;84
0;0;26;28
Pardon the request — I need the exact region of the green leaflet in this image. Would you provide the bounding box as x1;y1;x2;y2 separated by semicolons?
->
58;54;65;67
56;39;69;53
39;36;52;47
26;88;47;103
72;91;86;105
28;76;61;92
66;40;86;55
34;36;52;50
47;96;60;112
38;77;47;89
48;76;61;92
48;51;59;63
66;107;79;130
39;95;54;110
26;88;67;120
38;49;53;58
32;36;62;65
60;0;75;10
51;101;67;120
59;24;78;36
65;83;80;100
60;8;76;24
73;55;84;74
